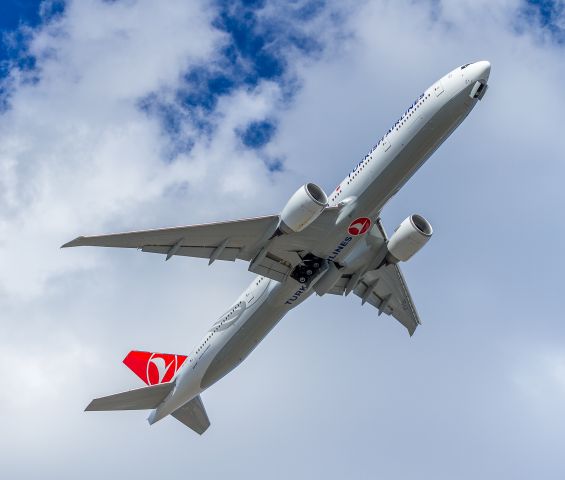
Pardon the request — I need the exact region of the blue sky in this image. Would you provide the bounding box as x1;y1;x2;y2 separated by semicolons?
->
1;1;328;162
2;0;558;154
521;0;565;41
0;1;63;76
137;0;328;162
0;1;564;479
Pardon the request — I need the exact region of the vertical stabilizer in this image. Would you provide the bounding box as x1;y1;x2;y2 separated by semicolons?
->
123;350;187;385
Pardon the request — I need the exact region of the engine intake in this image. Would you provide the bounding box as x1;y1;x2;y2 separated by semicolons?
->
279;183;327;233
387;214;433;262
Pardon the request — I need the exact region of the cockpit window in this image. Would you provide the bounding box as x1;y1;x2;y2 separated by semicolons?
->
461;63;471;69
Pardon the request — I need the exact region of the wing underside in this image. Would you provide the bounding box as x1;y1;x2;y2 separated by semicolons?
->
64;211;422;333
62;215;280;261
62;208;341;283
326;264;420;336
324;218;421;335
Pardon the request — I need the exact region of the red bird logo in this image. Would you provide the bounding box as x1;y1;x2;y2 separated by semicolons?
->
123;351;188;385
348;217;371;236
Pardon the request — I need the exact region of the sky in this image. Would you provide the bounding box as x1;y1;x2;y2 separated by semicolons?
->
0;0;564;478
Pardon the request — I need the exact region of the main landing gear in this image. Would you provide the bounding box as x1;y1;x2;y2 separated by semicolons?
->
290;253;326;285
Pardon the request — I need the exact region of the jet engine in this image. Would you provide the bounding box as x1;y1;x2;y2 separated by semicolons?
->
387;214;433;262
279;183;328;233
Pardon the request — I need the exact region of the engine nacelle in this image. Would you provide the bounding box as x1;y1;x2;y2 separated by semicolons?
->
279;183;328;233
387;214;433;262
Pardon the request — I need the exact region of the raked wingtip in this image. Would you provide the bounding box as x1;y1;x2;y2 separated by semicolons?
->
61;236;84;248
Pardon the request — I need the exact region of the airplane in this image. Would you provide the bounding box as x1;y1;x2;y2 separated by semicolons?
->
63;61;491;434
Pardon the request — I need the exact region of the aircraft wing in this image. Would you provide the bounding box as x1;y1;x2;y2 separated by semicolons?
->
327;264;420;336
326;219;421;336
62;215;280;262
62;207;341;283
357;265;420;336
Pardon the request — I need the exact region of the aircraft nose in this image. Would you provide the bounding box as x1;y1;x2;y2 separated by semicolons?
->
473;60;491;81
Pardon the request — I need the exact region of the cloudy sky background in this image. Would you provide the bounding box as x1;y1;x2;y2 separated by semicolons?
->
1;0;564;478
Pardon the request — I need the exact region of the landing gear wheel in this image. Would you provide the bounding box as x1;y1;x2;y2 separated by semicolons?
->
290;253;326;285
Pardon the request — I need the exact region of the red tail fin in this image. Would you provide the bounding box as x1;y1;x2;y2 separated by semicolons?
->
123;351;188;385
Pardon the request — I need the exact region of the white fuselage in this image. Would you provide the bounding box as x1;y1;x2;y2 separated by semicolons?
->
150;61;491;423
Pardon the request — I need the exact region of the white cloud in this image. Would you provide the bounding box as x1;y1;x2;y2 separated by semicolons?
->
0;0;287;299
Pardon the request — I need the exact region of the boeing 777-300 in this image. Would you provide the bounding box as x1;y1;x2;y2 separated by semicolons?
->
63;61;491;434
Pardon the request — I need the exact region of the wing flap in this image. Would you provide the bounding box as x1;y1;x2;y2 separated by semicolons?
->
248;252;292;282
353;264;421;335
171;395;210;435
141;245;240;262
323;265;420;335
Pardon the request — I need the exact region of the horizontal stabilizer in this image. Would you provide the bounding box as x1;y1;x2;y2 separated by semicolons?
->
85;382;174;411
171;395;210;435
